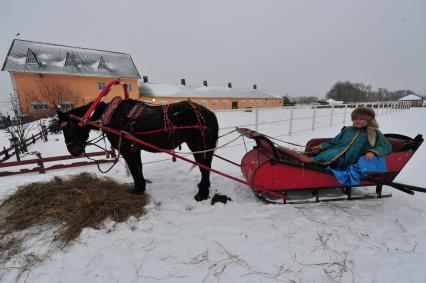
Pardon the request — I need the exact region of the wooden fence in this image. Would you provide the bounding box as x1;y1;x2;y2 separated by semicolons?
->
0;150;116;177
0;128;49;162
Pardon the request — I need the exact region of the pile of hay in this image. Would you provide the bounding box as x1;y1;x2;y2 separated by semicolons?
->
0;173;149;263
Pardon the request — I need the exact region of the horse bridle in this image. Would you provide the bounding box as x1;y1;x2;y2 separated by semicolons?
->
61;119;90;149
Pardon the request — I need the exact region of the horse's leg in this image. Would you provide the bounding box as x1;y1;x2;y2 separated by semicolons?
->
186;141;214;201
122;150;146;194
135;152;151;183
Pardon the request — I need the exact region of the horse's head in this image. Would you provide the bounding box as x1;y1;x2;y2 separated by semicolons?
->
57;110;91;156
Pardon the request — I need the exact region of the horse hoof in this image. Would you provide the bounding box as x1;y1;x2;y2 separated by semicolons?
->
194;193;209;201
132;190;145;195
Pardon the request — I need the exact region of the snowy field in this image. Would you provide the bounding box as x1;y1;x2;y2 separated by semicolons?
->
1;107;426;283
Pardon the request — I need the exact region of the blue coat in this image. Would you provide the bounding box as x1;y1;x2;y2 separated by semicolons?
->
313;126;392;169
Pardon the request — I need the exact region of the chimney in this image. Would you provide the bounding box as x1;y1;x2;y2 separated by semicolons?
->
143;76;149;83
181;79;186;86
203;80;208;87
227;82;232;88
253;84;257;90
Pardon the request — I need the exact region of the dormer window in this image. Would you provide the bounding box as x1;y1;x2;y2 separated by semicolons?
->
64;53;76;67
98;57;108;70
25;49;39;65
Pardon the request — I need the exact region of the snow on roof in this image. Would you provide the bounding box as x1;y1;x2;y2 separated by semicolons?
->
398;94;422;101
139;83;281;99
326;98;343;104
1;39;141;79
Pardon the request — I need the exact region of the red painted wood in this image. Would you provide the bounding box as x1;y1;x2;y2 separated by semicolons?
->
0;159;114;177
79;80;128;127
0;151;112;168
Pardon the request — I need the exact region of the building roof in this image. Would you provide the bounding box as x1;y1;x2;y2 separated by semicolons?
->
139;83;281;99
1;39;141;79
326;98;343;104
398;94;422;101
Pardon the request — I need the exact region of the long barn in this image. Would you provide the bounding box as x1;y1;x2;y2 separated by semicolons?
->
139;78;283;110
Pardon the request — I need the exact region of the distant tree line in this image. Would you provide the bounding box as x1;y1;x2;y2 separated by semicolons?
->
326;81;418;103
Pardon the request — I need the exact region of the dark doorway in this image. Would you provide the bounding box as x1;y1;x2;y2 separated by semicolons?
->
232;101;238;109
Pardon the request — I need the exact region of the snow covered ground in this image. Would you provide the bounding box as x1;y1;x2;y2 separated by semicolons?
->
1;107;426;283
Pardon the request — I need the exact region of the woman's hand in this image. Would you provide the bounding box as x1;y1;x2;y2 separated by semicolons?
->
365;152;375;161
310;146;322;154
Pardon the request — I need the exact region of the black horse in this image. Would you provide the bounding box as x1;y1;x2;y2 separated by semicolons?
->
57;99;219;201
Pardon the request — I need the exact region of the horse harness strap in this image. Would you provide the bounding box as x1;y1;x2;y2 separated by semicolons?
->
127;102;145;120
160;104;176;137
101;96;123;126
189;101;208;158
101;98;208;135
99;98;209;159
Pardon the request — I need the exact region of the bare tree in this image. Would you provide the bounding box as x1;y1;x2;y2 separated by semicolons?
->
5;93;34;152
25;77;79;116
326;81;418;103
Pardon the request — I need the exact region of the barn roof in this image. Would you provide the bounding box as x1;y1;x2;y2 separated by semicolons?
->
1;39;141;79
139;83;281;99
398;94;422;101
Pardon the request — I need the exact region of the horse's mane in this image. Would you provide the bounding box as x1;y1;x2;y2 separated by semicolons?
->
66;102;92;116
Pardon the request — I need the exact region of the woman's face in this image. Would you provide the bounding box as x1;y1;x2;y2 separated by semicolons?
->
353;118;367;128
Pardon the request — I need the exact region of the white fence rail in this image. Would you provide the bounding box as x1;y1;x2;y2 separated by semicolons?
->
214;101;410;138
123;100;411;167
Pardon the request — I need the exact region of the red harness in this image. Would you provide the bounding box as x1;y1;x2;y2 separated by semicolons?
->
100;99;208;152
162;104;175;137
101;97;123;126
127;102;145;120
189;101;207;155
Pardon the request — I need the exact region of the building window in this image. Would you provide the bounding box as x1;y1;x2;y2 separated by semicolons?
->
25;49;39;65
60;102;74;110
127;84;133;92
98;82;106;90
223;100;229;106
211;100;218;106
32;102;48;110
64;53;76;68
249;100;254;106
200;101;208;106
98;57;108;70
241;101;246;106
257;100;262;105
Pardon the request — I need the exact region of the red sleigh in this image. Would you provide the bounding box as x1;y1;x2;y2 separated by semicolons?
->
238;128;424;203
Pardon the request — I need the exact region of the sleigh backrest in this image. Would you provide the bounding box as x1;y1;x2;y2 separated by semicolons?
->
254;136;279;158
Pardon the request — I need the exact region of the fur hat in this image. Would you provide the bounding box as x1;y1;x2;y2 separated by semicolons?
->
351;107;379;147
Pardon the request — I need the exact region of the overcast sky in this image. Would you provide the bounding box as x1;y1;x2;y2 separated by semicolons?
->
0;0;425;112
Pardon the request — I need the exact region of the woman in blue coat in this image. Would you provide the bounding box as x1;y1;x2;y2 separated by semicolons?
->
310;107;392;171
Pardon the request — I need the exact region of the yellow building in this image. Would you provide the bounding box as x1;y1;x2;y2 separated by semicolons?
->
139;79;283;110
2;39;141;117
